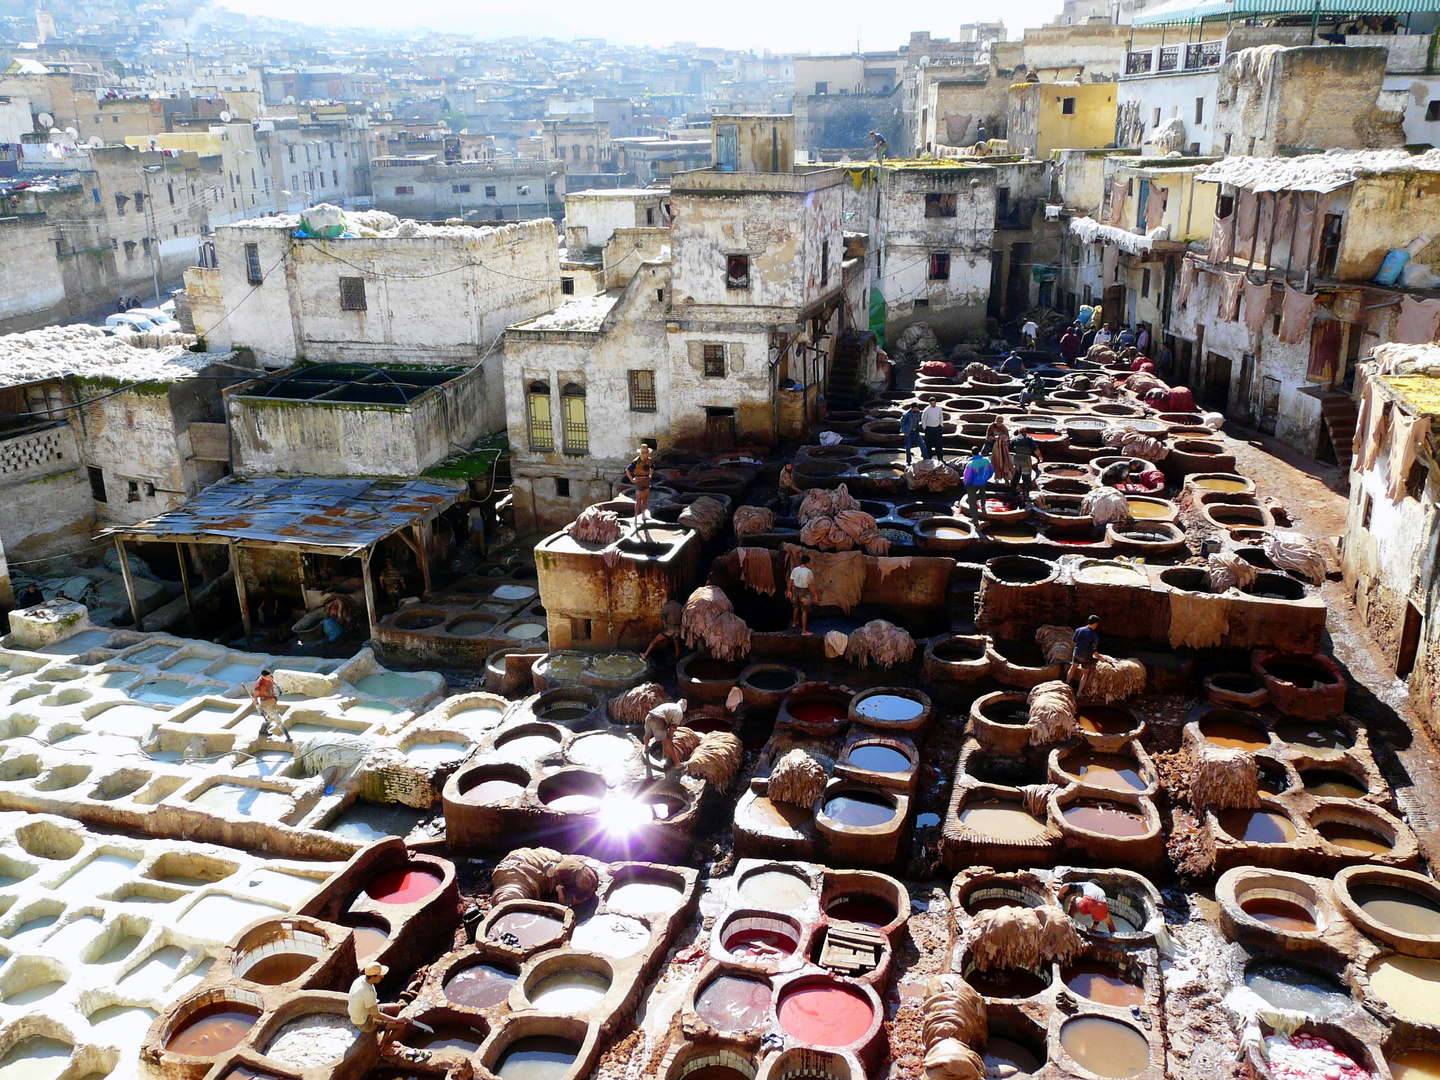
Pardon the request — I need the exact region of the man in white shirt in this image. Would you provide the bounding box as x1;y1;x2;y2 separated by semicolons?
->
1021;318;1039;347
1093;323;1113;347
348;962;407;1048
787;554;815;636
920;398;947;463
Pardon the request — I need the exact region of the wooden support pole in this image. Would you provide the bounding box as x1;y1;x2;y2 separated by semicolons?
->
115;537;145;633
230;542;252;646
415;523;433;597
176;541;195;634
360;547;379;639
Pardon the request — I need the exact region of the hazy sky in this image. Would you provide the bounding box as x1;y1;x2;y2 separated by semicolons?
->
223;0;1067;54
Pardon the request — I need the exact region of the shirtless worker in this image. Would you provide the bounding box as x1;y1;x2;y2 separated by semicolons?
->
642;599;684;661
249;669;292;742
625;445;656;524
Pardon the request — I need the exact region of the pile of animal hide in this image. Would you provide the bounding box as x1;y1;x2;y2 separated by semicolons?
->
798;484;860;523
768;748;830;808
906;458;962;492
1087;345;1118;363
569;505;623;544
836;509;889;554
684;731;743;791
1202;411;1226;431
920;360;956;377
680;586;752;660
1027;680;1078;744
962;361;1007;384
733;505;776;537
1078;655;1147;703
678;496;728;539
1081;486;1131;525
968;904;1081;972
669;726;703;760
609;682;670;724
824;629;849;659
1115;468;1166;493
1205;551;1258;593
1126;372;1164;398
737;547;776;594
1145;386;1197;413
1091;373;1118;397
1189;740;1259;813
492;847;563;902
1103;425;1168;461
1263;529;1327;586
1036;625;1075;665
922;975;989;1080
800;503;888;555
844;619;916;669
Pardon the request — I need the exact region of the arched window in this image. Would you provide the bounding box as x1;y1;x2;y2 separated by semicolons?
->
561;383;588;455
527;380;553;451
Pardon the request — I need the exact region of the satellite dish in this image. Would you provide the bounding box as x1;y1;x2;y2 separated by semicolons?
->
87;135;102;148
63;126;78;136
37;111;53;127
220;110;231;121
283;95;295;104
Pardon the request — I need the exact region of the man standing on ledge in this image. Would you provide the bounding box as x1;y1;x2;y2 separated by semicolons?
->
625;444;655;524
920;397;946;463
1069;615;1101;691
788;554;815;636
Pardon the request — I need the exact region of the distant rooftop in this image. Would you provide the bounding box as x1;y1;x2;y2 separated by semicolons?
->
0;325;219;390
1197;149;1440;193
516;294;618;332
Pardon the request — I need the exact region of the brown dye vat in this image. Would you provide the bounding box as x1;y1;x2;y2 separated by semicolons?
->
488;911;564;949
1194;476;1250;493
166;1004;259;1056
1062;803;1149;837
1060;1017;1150;1078
1388;1049;1440;1080
343;919;389;960
1064;754;1145;792
984;1037;1045;1079
445;963;518;1008
1199;717;1269;750
1239;897;1317;932
1276;721;1352;755
1318;821;1392;854
1063;960;1145;1008
1302;771;1367;798
1354;885;1440;936
408;1026;486;1054
967;966;1050;998
1078;707;1136;736
1267;662;1340;690
959;800;1047;840
1217;808;1297;844
242;952;315;985
979;700;1029;726
1256;766;1289;795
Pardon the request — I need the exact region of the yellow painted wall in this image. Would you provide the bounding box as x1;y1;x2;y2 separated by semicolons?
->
1037;83;1117;155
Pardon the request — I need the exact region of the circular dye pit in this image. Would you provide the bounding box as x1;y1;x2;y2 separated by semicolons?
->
263;1014;361;1068
537;703;592;723
241;952;315;985
967;966;1050;999
1063;961;1144;1008
984;1037;1044;1080
365;866;442;905
723;921;799;959
607;879;684;917
1062;802;1149;837
695;975;773;1033
1077;706;1138;737
1194;476;1250;493
566;733;638;771
529;969;611;1010
737;869;813;912
446;963;518;1008
1060;1017;1150;1078
488;911;565;950
1388;1048;1440;1080
959;800;1048;841
853;694;924;724
827;895;896;928
1371;956;1440;1025
538;772;606;814
505;622;548;641
845;743;911;774
571;913;649;958
494;1036;580;1080
165;1003;259;1056
495;731;563;761
1239;896;1317;933
1244;961;1351;1018
343;919;389;960
1199;717;1270;750
776;981;874;1047
467;778;528;804
1317;820;1392;854
1216;809;1297;844
821;791;897;828
1275;721;1352;756
1065;754;1146;792
1352;884;1440;936
1302;771;1367;798
409;1026;485;1055
787;700;849;727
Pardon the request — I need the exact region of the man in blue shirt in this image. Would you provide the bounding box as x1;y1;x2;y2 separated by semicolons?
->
999;352;1025;378
962;451;994;517
1069;615;1101;690
1116;324;1136;350
900;401;925;464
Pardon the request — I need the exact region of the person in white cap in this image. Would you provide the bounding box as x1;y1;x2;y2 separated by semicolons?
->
348;961;407;1048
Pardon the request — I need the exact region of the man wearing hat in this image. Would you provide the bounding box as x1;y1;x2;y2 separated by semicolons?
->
349;961;407;1048
624;445;656;522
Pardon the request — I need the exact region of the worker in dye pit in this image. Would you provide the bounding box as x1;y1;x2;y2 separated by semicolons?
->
643;698;688;777
961;450;994;518
1058;881;1117;934
642;599;684;661
249;669;292;742
900;402;925;465
1098;459;1138;488
787;554;816;637
1021;317;1039;349
625;444;656;523
1009;430;1038;503
380;559;407;609
1068;615;1101;691
920;397;947;464
549;853;600;907
348;962;408;1049
13;583;43;608
998;352;1025;379
1020;371;1047;409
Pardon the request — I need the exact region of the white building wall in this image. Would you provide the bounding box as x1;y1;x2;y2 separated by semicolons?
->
1386;74;1440;146
1117;71;1219;153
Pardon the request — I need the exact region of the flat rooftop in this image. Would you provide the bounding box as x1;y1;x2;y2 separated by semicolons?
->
0;325;219;390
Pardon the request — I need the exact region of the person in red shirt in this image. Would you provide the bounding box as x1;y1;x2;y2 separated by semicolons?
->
1059;326;1081;361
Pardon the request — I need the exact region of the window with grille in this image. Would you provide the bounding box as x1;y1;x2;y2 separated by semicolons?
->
703;344;726;378
486;185;497;197
527;381;553;450
929;252;951;280
629;369;656;411
561;277;575;295
726;254;750;289
339;277;367;311
561;383;588;455
394;185;413;195
245;243;263;285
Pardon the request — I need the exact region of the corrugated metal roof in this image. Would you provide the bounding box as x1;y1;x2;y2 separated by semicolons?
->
1134;0;1439;21
106;476;465;554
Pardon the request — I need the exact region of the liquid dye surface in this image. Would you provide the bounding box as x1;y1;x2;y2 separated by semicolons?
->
737;869;813;911
1068;754;1146;792
488;911;563;949
242;951;314;985
1060;1017;1150;1078
1240;896;1317;933
328;803;426;844
493;1036;580;1080
1196;476;1250;492
191;783;292;820
828;895;897;928
350;925;390;960
1275;721;1351;756
405;741;469;768
1244;962;1351;1017
1062;803;1149;837
724;926;797;958
528;969;611;1010
409;1027;485;1055
567;733;638;770
1389;1048;1440;1080
1217;809;1296;844
505;622;548;641
847;743;911;773
788;701;847;727
1318;821;1392;853
544;791;602;813
607;880;684;917
496;733;562;760
776;983;874;1046
1126;500;1170;519
959;800;1048;841
1354;884;1440;937
1371;956;1440;1026
1063;961;1145;1008
539;705;591;723
1303;771;1367;798
366;867;442;904
354;672;434;699
468;779;527;804
165;1005;258;1055
695;975;773;1033
746;669;797;691
445;963;517;1008
966;967;1049;999
854;694;924;723
1199;719;1269;750
984;1037;1043;1079
823;792;897;828
1078;707;1136;736
571;914;649;957
40;630;112;655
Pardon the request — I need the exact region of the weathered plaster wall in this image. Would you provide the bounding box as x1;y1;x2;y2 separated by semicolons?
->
1116;71;1219;153
1010;82;1119;157
0;422;94;562
564;190;668;251
1337;173;1440;280
922;75;1011;151
0;217;69;330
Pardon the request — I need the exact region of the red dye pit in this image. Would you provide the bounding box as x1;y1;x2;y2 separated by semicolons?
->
788;701;848;726
827;896;896;928
776;982;874;1047
724;927;798;958
365;867;442;905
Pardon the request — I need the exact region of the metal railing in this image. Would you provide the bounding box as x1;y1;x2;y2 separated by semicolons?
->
1186;41;1223;69
1126;51;1154;75
1159;45;1181;72
1124;40;1223;76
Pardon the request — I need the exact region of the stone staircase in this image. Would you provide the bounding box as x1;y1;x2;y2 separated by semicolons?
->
826;331;872;411
1316;391;1358;474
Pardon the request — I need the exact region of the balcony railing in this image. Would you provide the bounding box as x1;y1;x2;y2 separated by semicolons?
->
1124;40;1224;77
1186;41;1223;69
1158;45;1181;72
1126;51;1154;75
